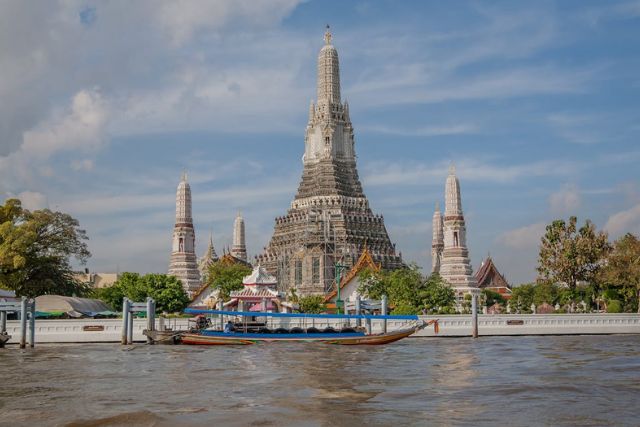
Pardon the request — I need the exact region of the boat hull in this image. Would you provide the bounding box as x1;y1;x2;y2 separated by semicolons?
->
180;324;422;346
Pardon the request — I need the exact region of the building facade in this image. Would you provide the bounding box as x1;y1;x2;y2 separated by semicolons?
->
168;173;201;297
256;27;402;296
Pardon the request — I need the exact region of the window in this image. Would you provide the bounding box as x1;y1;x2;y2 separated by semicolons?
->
295;260;303;286
453;231;459;247
312;257;320;284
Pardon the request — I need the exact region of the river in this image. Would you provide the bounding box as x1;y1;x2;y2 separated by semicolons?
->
1;335;639;426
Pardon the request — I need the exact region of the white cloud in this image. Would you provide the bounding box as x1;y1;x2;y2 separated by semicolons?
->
360;123;478;137
5;191;49;211
496;222;546;250
71;159;95;172
604;203;640;237
548;184;581;215
0;89;108;193
363;158;581;187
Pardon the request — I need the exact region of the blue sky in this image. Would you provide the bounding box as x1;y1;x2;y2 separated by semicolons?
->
1;0;639;284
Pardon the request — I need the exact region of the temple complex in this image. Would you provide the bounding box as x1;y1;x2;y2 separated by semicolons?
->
256;27;402;296
168;173;201;296
432;165;477;296
231;212;247;262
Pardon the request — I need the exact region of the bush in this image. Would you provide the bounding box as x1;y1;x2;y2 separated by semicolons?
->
607;300;623;313
391;302;418;315
299;295;326;314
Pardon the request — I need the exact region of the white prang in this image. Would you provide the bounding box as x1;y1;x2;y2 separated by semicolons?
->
302;26;356;165
231;211;247;262
168;172;201;297
431;202;444;273
432;165;478;295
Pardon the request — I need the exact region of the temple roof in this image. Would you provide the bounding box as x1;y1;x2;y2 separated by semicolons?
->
243;265;277;286
324;248;381;302
219;253;252;268
475;257;510;290
230;287;280;299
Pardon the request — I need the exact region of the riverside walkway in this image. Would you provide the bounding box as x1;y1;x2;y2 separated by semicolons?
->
1;313;639;344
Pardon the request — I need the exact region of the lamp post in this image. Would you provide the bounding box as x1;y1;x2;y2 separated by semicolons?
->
335;262;347;314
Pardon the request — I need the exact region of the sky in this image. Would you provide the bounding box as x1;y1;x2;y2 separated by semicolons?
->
1;0;639;285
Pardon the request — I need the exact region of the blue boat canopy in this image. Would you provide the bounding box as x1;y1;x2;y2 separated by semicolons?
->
184;308;419;321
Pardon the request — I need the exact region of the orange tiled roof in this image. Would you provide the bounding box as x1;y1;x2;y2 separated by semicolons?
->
324;248;381;302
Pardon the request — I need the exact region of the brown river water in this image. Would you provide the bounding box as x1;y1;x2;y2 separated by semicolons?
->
1;335;639;426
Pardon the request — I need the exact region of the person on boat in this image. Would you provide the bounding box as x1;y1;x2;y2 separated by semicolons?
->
223;321;235;333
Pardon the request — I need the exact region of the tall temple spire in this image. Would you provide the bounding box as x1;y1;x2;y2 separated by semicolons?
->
317;25;340;106
438;166;477;295
168;173;201;297
231;211;247;262
257;28;402;295
431;202;444;273
445;164;462;216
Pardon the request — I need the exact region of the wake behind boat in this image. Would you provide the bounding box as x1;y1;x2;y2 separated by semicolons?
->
144;309;439;346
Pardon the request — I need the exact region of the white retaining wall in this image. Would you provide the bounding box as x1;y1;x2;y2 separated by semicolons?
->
2;314;639;344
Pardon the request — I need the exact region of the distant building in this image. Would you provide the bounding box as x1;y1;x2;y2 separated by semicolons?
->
198;232;219;283
231;212;247;262
325;248;380;308
226;265;282;312
74;272;120;288
475;257;512;299
168;173;201;297
432;165;478;298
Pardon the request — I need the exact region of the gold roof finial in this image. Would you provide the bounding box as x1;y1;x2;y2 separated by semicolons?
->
324;25;332;45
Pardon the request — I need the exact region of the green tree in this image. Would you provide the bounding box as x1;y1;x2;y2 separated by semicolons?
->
385;264;424;310
599;233;640;313
537;216;610;290
0;199;91;297
94;272;189;312
420;273;456;313
357;267;387;300
533;282;559;306
482;289;506;307
299;295;326;313
206;261;251;300
511;284;535;313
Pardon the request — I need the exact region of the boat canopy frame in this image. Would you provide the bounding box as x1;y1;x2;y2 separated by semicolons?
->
184;308;418;321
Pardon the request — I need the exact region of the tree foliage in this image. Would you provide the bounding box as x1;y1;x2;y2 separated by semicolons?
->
206;261;251;300
298;295;326;313
94;272;189;312
598;233;640;312
482;289;506;307
0;199;91;297
419;273;456;313
537;216;610;290
358;266;455;314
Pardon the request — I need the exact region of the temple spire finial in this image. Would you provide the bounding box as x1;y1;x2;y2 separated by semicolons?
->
449;163;456;175
324;25;332;45
181;169;188;182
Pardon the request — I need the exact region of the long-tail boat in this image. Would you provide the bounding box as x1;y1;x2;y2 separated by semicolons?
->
143;309;439;346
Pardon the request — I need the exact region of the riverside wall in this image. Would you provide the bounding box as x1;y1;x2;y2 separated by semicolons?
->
2;314;639;344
